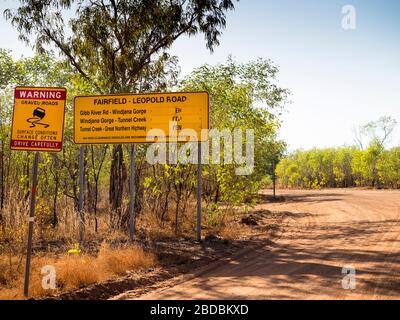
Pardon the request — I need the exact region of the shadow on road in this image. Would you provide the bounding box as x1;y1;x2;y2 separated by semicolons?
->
156;190;400;299
259;192;347;204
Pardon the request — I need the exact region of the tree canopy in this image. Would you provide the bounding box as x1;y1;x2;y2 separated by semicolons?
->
5;0;239;221
276;142;400;189
181;57;288;204
5;0;237;93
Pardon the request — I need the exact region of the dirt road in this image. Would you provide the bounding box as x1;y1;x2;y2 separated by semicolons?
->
126;189;400;300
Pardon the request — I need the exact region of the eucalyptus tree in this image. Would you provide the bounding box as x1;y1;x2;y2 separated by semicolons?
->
181;57;288;206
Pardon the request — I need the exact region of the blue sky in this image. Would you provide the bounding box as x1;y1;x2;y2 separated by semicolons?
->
1;0;399;150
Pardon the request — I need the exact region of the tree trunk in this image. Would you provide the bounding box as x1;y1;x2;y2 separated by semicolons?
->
214;183;220;203
25;156;30;200
94;179;98;233
272;160;276;199
161;185;171;221
53;178;59;227
109;145;127;229
175;192;181;235
0;138;4;231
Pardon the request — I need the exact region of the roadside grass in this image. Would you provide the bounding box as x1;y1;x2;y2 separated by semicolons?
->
97;243;156;275
0;244;156;300
0;205;245;300
0;190;249;300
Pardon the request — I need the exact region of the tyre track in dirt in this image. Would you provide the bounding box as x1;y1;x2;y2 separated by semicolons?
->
117;189;400;300
336;191;400;299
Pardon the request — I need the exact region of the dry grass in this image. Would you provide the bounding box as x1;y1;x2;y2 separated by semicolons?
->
139;212;178;240
0;254;55;299
0;186;244;300
218;222;246;240
97;243;156;275
56;255;100;291
0;254;23;287
0;244;156;300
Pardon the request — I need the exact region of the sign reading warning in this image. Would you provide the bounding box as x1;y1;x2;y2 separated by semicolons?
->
11;87;67;152
74;92;209;144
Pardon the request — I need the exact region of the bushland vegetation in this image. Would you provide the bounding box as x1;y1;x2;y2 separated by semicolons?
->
0;51;288;298
276;117;400;189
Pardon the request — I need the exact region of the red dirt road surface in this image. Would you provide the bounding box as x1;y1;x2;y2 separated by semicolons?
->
129;189;400;300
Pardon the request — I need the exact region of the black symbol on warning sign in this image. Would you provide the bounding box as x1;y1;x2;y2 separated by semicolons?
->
27;107;50;128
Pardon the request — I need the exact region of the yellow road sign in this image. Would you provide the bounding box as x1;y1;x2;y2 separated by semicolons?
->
73;91;209;144
11;87;67;152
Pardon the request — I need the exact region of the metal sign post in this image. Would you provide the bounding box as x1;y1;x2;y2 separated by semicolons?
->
197;142;202;242
23;151;40;297
10;86;67;298
73;91;209;240
129;144;136;241
78;145;85;243
272;159;276;200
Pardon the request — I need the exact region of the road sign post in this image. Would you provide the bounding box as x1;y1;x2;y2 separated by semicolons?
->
78;145;85;243
73;91;209;240
23;151;40;297
197;142;202;242
129;144;136;241
10;87;67;297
